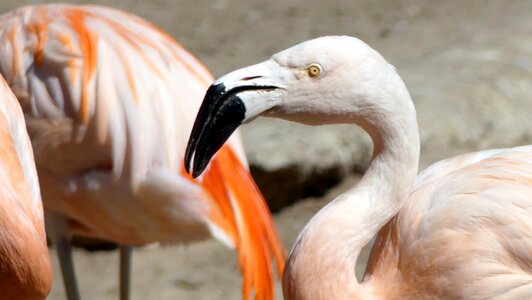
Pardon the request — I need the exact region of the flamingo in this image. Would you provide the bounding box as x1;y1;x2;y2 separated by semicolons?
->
185;35;532;299
0;74;51;299
0;4;284;300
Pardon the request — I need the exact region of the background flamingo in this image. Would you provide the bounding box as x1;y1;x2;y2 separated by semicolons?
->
186;36;532;299
0;4;284;300
0;74;51;299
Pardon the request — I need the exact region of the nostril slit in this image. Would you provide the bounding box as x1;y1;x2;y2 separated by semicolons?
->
241;76;261;81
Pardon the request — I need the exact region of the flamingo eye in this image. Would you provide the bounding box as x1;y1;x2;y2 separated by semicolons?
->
307;64;322;77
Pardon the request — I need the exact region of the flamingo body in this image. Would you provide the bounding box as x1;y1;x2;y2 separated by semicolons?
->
0;4;284;299
0;74;51;299
185;36;532;299
366;146;532;299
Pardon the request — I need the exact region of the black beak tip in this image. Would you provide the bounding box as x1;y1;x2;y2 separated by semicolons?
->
184;159;194;177
184;139;195;175
183;150;203;178
184;83;247;179
191;165;204;179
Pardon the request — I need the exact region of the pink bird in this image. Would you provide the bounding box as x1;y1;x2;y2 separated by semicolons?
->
186;36;532;299
0;4;284;300
0;74;51;299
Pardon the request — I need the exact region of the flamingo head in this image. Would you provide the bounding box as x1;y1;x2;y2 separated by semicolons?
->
185;36;410;178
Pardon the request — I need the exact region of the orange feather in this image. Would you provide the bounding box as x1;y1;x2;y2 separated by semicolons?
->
185;144;286;299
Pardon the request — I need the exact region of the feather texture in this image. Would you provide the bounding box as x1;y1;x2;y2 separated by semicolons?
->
0;4;284;299
0;73;51;299
366;146;532;299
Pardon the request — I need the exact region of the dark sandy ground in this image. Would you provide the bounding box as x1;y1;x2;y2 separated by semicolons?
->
0;0;531;299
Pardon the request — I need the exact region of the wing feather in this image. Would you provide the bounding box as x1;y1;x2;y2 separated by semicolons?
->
398;146;532;298
0;4;211;184
0;4;285;299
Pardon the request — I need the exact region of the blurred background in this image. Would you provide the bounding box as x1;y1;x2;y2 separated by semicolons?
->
1;0;531;299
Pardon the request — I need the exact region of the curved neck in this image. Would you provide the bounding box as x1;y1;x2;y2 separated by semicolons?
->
283;76;420;300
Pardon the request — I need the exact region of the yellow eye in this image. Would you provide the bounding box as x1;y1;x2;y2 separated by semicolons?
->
307;64;322;77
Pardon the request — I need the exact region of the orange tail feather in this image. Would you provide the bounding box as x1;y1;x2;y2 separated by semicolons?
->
196;144;286;300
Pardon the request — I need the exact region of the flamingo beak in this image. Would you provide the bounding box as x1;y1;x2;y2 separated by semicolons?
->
185;64;284;178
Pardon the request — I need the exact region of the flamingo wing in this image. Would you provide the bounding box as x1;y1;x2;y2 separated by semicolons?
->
0;4;284;299
0;4;212;180
367;146;532;298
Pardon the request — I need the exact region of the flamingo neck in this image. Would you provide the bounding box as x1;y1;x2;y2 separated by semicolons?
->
283;78;419;299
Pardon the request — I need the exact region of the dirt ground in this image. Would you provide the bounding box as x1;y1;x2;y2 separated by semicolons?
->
0;0;530;299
